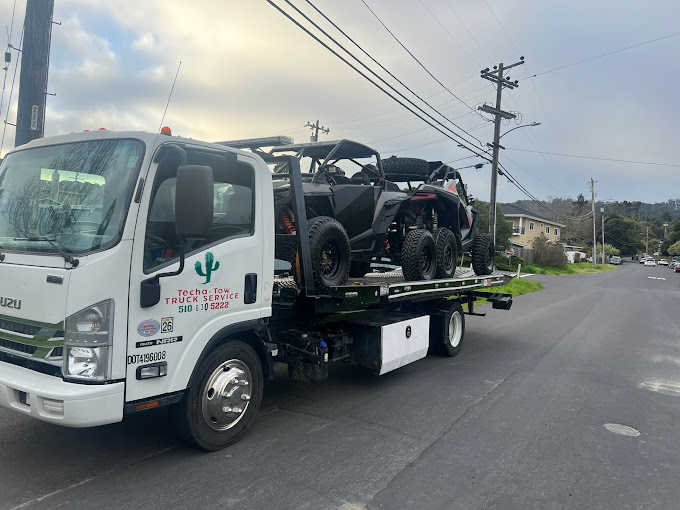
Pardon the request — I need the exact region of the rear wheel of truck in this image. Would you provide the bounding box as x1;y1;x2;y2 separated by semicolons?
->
430;301;465;357
401;229;437;281
171;341;263;451
309;216;351;292
434;228;458;279
471;233;495;276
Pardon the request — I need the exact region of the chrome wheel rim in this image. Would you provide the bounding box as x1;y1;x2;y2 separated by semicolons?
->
201;359;252;431
448;311;463;348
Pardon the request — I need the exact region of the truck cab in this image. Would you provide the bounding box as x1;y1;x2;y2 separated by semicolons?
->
0;130;273;431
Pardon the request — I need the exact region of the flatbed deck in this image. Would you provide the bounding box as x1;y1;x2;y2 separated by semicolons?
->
273;266;511;311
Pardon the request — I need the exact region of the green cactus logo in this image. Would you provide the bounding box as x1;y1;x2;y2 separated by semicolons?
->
195;252;220;284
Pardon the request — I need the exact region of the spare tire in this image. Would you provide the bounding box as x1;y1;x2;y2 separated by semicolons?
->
308;216;351;292
471;233;495;275
401;229;437;281
382;156;431;181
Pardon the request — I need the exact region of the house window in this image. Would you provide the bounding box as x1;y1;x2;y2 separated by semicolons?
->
529;222;534;231
554;228;558;236
545;226;550;234
540;223;544;228
510;220;515;227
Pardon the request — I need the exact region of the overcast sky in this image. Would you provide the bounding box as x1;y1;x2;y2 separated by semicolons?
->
1;0;678;204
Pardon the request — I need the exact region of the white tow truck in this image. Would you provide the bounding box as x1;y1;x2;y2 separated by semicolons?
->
0;130;512;450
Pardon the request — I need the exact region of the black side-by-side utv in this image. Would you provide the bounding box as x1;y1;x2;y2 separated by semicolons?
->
252;139;494;291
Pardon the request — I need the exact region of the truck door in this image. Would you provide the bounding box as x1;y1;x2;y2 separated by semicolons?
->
126;145;267;403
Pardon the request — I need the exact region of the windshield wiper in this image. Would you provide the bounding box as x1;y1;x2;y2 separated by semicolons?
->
13;236;80;267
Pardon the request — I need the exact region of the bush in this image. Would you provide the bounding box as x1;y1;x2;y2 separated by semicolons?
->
531;234;567;267
495;254;525;271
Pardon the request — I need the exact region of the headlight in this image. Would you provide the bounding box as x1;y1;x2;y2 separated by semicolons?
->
63;300;114;382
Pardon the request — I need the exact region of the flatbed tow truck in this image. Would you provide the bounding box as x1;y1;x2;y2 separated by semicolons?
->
0;131;512;450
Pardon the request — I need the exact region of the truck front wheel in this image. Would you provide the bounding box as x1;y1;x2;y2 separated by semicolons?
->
430;301;466;357
171;341;263;451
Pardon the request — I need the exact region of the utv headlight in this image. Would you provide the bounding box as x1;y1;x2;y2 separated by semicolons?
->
63;300;114;382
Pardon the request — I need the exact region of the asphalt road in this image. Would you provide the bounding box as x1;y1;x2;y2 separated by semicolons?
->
2;261;680;510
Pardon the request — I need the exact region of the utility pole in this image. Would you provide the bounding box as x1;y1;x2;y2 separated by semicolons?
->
601;206;605;264
305;120;329;142
645;226;649;255
479;57;524;246
15;0;55;147
590;178;597;267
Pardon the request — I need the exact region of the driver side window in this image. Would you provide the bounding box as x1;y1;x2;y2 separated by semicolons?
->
143;150;255;272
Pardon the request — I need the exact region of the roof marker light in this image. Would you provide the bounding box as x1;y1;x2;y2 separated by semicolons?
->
160;126;172;135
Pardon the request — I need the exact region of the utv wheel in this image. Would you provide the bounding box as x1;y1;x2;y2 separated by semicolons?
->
308;216;351;292
349;260;372;278
170;341;263;451
434;228;458;279
471;233;495;275
430;301;465;357
401;229;437;281
382;156;431;181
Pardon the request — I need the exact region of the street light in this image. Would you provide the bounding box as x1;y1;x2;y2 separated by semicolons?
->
488;122;542;247
498;122;542;140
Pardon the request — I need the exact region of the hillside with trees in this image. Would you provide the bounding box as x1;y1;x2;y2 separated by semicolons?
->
503;196;680;256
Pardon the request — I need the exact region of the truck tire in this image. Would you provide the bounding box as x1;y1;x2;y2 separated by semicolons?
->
309;216;351;292
170;341;263;451
401;229;437;281
430;301;465;357
382;156;431;180
434;228;458;279
471;233;495;276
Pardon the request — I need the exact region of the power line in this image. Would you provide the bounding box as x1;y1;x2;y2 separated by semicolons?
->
0;0;19;117
498;162;593;221
290;0;484;149
482;0;522;55
266;1;490;161
532;31;680;78
360;0;478;115
506;147;680;168
0;25;23;155
443;0;495;64
415;0;483;67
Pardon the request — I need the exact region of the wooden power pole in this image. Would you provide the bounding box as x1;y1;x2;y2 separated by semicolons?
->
478;58;524;245
15;0;55;147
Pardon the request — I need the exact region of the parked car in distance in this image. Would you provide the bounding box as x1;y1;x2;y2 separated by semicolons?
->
670;261;680;269
645;258;656;267
675;265;680;273
658;259;669;266
639;256;646;264
610;255;621;265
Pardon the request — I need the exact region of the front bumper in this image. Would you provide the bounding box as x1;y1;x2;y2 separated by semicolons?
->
0;361;124;427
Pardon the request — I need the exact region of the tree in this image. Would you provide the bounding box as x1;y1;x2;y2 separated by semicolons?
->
603;215;644;255
532;233;567;266
474;200;512;251
668;240;680;257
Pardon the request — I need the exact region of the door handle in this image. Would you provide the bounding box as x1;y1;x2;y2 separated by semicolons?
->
244;273;257;304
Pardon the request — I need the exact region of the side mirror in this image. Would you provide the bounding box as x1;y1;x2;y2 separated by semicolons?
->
141;165;214;309
468;195;475;205
175;165;214;240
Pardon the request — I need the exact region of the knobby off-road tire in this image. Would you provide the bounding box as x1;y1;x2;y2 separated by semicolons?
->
382;156;431;180
401;229;437;281
471;233;495;276
434;228;458;279
430;301;466;357
170;341;263;451
308;216;351;292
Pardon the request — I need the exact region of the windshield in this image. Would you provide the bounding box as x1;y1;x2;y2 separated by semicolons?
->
0;138;144;254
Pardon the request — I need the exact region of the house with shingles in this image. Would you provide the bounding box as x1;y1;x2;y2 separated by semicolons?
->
500;204;565;250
